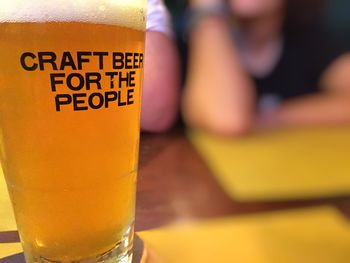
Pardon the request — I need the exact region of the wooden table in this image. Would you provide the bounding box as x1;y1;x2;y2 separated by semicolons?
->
2;128;350;262
136;128;350;232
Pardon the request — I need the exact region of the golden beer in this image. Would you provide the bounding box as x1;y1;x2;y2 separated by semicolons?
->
0;1;146;262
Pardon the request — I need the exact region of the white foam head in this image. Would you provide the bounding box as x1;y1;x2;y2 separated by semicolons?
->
0;0;146;30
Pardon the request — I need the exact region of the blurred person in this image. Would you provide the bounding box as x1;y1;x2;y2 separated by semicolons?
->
182;0;350;136
143;0;181;132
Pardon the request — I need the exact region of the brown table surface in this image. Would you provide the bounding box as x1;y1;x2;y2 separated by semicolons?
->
136;128;350;231
2;128;350;262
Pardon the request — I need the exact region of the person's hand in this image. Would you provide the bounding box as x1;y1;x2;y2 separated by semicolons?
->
189;0;225;8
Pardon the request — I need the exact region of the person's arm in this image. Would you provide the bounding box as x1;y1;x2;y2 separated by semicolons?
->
258;53;350;129
182;2;255;137
141;31;180;132
141;0;181;133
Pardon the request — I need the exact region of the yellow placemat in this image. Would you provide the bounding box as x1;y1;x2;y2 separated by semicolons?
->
0;243;22;259
139;206;350;263
189;128;350;201
0;165;23;260
0;166;16;232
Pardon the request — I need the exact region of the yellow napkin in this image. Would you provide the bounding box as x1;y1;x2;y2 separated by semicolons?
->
139;206;350;263
189;128;350;201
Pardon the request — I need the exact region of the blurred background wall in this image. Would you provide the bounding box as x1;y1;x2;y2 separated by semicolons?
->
164;0;350;41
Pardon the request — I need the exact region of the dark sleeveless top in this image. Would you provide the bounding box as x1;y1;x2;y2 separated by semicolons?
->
254;27;349;100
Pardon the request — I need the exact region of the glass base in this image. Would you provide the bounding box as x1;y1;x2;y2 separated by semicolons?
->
38;245;132;263
25;226;134;263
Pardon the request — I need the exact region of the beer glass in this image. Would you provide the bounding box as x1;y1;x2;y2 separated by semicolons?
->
0;1;146;262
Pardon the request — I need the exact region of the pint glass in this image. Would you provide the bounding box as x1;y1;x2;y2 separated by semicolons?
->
0;1;146;262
